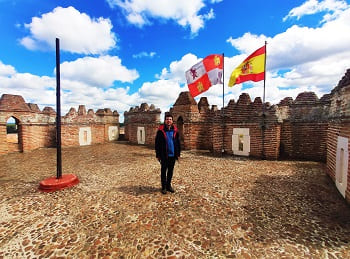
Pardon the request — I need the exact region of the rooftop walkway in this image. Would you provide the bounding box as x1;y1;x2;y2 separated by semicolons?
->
0;143;349;258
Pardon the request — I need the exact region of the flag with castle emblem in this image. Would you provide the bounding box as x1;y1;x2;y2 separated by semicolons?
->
228;45;265;87
185;54;223;97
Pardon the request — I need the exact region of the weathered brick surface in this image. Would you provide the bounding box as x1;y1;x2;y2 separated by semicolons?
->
124;103;161;146
60;106;119;147
326;68;350;203
1;69;350;203
0;95;119;154
277;91;330;162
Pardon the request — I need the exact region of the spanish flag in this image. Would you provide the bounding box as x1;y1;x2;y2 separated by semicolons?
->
228;46;265;87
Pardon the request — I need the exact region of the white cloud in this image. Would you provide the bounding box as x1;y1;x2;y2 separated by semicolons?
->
4;1;350;123
226;33;269;55
0;60;139;121
224;6;350;105
0;72;54;92
137;79;186;113
271;9;350;69
283;0;348;22
20;6;117;54
107;0;215;35
132;51;156;58
60;55;139;87
146;3;350;109
157;53;199;83
0;64;56;106
60;80;140;119
138;79;182;100
0;61;16;76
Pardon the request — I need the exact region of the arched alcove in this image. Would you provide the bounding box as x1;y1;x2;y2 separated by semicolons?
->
6;116;22;152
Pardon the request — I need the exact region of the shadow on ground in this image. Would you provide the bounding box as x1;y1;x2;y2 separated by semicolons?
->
116;185;160;196
244;163;350;249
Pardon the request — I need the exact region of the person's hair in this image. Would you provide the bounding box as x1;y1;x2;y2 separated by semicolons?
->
164;112;173;120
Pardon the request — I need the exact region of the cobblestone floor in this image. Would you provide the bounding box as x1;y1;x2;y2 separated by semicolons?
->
0;142;350;258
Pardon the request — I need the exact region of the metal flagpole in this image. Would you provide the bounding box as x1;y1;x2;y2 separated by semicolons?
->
263;41;267;107
222;53;225;154
262;41;267;159
38;40;79;191
56;38;62;179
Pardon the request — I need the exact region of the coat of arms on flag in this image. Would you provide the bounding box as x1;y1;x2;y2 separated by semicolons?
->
185;54;223;97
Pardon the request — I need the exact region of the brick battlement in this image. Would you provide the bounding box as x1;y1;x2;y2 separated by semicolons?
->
62;105;119;125
335;68;350;88
1;69;350;204
294;91;319;105
124;103;161;124
0;94;119;154
124;103;161;145
0;94;32;112
220;93;277;124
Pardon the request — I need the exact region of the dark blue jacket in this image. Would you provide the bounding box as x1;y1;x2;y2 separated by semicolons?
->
155;124;181;160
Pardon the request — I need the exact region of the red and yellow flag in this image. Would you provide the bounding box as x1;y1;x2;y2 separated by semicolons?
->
228;46;265;87
185;54;223;97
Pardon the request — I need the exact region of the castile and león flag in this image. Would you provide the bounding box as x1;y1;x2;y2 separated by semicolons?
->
185;44;266;98
185;43;267;155
185;54;224;98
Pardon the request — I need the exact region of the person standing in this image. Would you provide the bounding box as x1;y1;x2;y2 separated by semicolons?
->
155;113;181;194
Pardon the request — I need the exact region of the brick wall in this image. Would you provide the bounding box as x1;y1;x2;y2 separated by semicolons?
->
21;124;56;151
326;69;350;202
278;91;330;162
0;94;119;154
209;94;281;159
124;103;161;146
60;106;119;147
171;93;216;151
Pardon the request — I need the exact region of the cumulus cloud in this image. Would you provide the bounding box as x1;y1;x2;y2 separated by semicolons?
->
0;62;56;106
0;61;16;76
226;33;269;55
4;0;350;123
132;51;156;58
0;59;139;121
283;0;348;22
20;6;117;54
60;55;139;87
224;5;350;105
60;80;140;118
137;79;187;113
156;53;199;83
148;1;350;109
106;0;215;35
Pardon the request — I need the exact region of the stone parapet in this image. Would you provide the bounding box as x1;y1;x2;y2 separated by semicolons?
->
0;94;119;154
123;103;161;145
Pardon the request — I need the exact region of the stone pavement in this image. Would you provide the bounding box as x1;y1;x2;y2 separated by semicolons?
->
0;142;350;258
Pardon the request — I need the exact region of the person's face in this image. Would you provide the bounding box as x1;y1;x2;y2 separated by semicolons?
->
165;116;173;127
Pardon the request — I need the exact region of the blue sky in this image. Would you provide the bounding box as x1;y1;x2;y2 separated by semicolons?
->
1;0;350;122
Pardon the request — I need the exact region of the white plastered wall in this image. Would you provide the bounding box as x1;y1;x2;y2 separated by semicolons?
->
108;126;119;141
232;128;250;156
336;136;349;198
79;127;92;146
137;126;145;144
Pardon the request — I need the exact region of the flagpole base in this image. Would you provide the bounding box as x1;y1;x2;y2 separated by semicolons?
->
39;174;79;192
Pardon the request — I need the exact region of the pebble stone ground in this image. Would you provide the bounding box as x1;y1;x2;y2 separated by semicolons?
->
0;142;350;258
